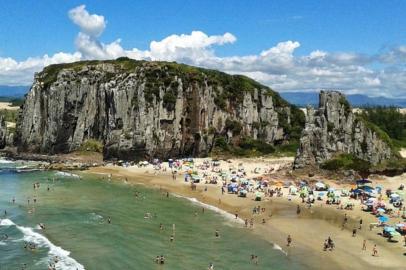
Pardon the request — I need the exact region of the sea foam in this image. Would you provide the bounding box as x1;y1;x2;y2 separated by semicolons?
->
173;194;244;225
0;218;85;270
55;171;80;178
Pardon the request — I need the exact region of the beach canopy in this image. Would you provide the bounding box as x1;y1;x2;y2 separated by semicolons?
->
389;231;401;237
315;182;326;188
383;226;395;232
390;193;400;199
356;179;372;185
379;216;389;223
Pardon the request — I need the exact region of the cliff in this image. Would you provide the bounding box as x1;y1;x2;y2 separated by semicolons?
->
15;58;304;160
0;116;7;149
294;91;393;169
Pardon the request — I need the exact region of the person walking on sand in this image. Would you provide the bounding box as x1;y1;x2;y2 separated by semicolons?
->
372;244;378;256
359;218;363;229
352;228;357;237
362;240;367;250
287;235;292;246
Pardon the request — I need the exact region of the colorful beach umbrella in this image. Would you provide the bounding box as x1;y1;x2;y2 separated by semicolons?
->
379;216;389;223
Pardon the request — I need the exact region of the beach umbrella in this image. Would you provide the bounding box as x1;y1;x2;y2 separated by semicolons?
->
379;216;389;223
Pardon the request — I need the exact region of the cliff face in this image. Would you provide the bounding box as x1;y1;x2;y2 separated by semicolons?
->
16;58;303;160
294;91;393;169
0;116;7;149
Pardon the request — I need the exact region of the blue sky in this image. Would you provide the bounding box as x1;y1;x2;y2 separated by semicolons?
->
0;1;405;97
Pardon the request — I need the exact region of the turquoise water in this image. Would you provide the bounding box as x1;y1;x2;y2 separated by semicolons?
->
0;160;308;270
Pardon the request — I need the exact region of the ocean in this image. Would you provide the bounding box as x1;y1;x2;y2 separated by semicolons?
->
0;159;308;270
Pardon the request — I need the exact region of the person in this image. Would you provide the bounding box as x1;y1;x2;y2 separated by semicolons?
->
372;244;378;256
159;255;165;264
170;235;174;242
244;219;248;228
235;213;238;219
296;205;301;215
287;235;292;246
362;240;367;250
262;218;266;224
160;223;164;231
352;228;357;237
215;229;220;238
154;256;160;264
359;219;363;229
208;262;214;270
107;217;111;224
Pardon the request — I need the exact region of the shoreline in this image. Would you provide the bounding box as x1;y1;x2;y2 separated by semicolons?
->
85;162;406;270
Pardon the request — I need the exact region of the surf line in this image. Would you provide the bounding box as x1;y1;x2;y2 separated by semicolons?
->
172;193;288;256
0;218;85;270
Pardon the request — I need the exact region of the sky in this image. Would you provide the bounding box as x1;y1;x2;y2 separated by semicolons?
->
0;0;405;97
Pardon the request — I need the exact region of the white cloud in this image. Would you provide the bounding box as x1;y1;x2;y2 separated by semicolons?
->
68;5;106;37
0;5;405;98
0;53;81;85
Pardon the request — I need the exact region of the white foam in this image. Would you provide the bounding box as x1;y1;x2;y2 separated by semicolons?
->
272;243;288;256
0;218;85;270
173;194;244;225
55;172;80;178
0;159;13;164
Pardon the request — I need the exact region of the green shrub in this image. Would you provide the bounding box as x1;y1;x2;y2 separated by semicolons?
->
214;136;228;150
321;154;371;172
163;91;177;111
79;139;103;153
225;118;243;134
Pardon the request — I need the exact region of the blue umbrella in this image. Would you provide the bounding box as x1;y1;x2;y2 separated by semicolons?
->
379;216;389;223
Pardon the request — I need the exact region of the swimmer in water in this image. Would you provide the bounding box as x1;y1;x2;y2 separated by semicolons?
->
107;217;111;224
215;229;220;238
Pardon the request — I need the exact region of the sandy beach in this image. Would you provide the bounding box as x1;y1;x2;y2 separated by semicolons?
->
0;102;19;110
87;158;406;270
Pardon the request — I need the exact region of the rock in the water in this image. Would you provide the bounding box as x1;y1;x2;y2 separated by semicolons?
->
294;91;392;169
15;58;304;160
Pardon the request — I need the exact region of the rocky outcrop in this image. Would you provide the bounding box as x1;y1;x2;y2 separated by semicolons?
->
16;58;303;160
0;116;7;149
294;91;392;168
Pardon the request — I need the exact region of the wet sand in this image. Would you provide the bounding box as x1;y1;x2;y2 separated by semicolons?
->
87;161;406;270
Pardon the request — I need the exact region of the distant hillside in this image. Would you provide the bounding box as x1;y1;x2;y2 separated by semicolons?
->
0;86;28;98
281;92;406;108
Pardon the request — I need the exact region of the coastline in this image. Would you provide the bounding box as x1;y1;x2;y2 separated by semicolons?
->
85;161;406;270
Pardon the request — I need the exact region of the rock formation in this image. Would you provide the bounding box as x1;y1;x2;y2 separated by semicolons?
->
294;91;393;169
16;58;304;160
0;116;7;149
